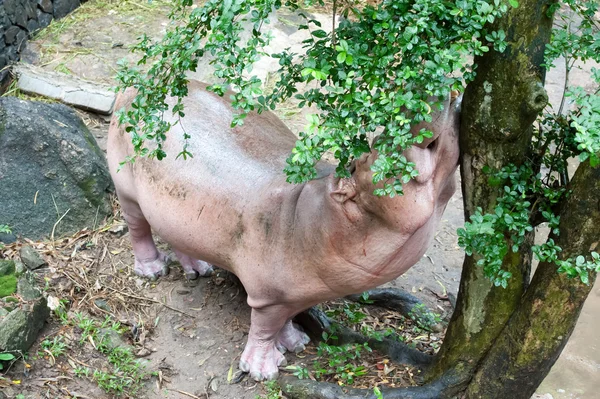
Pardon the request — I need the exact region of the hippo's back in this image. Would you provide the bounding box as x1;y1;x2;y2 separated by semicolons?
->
165;81;299;182
107;81;306;269
109;81;305;196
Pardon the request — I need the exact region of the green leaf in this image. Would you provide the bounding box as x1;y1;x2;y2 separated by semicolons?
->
312;29;328;38
0;353;15;361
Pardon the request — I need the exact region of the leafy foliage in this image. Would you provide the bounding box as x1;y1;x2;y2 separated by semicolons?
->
52;305;151;396
567;71;600;167
116;0;512;195
312;331;372;385
255;380;284;399
457;0;600;286
458;164;563;287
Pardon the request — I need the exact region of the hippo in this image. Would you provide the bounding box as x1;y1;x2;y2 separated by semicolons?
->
107;80;460;381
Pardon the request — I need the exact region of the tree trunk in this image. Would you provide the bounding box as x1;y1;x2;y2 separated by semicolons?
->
464;160;600;398
426;0;554;388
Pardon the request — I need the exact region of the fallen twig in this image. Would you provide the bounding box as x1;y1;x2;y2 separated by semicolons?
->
51;208;71;246
170;388;205;399
104;286;196;318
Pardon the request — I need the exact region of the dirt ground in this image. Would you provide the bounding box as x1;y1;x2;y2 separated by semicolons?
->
1;1;598;398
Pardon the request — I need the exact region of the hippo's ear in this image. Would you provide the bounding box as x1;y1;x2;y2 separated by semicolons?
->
330;177;362;222
330;177;357;204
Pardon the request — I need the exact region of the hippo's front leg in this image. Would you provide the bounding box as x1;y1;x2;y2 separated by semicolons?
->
240;305;296;381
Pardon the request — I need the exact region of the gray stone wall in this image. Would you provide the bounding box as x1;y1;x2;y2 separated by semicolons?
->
0;0;84;81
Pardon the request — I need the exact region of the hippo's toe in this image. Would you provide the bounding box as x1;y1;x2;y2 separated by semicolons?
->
194;260;214;277
185;271;199;280
239;360;250;373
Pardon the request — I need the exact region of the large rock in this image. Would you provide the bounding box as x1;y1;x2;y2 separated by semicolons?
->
36;9;53;30
0;98;113;241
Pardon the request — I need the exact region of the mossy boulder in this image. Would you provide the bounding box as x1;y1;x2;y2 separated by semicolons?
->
0;97;113;242
0;274;49;353
0;260;15;277
0;297;49;352
17;275;43;301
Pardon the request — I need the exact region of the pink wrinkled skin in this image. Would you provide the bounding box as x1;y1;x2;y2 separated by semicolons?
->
107;80;460;381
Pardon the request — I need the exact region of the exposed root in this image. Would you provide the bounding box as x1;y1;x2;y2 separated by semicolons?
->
294;307;432;367
345;288;426;317
279;373;459;399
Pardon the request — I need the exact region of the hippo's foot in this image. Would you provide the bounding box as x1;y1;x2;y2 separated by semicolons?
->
276;320;310;353
133;251;170;281
239;339;287;381
184;259;214;280
173;250;214;280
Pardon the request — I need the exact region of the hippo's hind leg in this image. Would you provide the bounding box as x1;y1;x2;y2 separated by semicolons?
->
172;249;214;280
240;305;289;381
276;320;310;354
119;198;170;280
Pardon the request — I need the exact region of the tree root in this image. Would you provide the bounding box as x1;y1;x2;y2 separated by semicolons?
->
294;307;432;367
345;288;446;332
345;288;424;316
279;371;463;399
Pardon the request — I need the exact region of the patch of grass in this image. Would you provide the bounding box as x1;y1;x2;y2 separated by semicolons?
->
52;305;151;396
54;63;73;75
40;336;68;358
32;0;173;74
33;0;171;42
74;365;91;378
256;380;283;399
0;274;17;298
